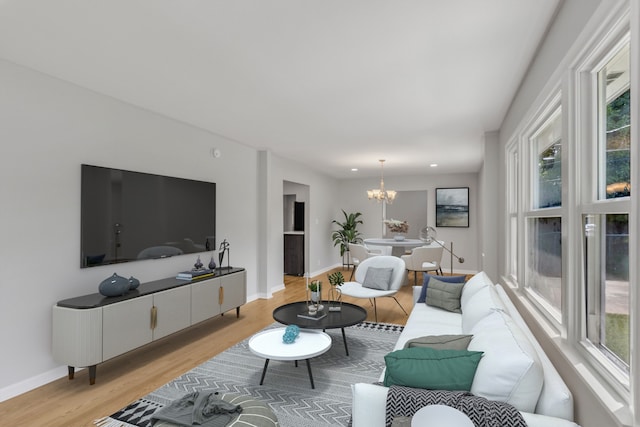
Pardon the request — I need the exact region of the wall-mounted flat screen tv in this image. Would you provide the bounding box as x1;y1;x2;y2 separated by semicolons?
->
81;164;216;268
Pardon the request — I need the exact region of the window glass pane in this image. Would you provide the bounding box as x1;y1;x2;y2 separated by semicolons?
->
584;214;629;368
526;217;562;311
599;44;630;199
533;109;562;208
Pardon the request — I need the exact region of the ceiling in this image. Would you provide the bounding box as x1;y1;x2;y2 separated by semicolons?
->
0;0;561;179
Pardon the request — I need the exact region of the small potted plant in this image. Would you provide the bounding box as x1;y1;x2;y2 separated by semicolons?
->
306;279;325;313
308;280;322;301
327;271;344;311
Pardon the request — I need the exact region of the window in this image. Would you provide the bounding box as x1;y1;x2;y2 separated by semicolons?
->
584;214;630;369
599;45;631;200
504;3;634;416
583;40;630;373
533;108;562;209
526;217;562;313
523;103;563;320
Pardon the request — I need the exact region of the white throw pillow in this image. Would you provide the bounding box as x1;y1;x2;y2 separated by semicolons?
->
461;285;506;334
467;310;544;413
460;271;492;309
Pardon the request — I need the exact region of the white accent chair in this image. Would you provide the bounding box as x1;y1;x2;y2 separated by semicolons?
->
400;244;444;285
340;255;408;322
348;243;382;280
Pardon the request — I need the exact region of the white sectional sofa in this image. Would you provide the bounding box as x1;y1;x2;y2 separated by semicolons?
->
351;271;579;427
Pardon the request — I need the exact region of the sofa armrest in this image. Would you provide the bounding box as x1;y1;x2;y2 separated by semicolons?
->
351;383;388;427
495;285;574;421
521;412;580;427
412;285;422;304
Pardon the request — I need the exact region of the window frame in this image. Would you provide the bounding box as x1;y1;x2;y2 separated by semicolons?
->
502;2;636;415
573;27;632;395
521;93;565;327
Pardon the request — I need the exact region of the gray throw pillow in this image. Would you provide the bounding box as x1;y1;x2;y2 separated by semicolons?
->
425;277;465;313
403;334;473;350
362;267;394;290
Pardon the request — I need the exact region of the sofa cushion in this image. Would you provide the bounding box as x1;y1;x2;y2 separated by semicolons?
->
467;310;544;413
362;267;394;290
403;334;473;350
383;347;483;391
425;278;465;313
461;285;506;334
460;271;493;309
417;274;466;303
394;303;462;351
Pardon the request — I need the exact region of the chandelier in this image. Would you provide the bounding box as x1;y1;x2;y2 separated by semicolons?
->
367;159;397;203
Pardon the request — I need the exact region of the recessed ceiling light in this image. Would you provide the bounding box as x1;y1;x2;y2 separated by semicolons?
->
430;163;438;168
351;168;358;172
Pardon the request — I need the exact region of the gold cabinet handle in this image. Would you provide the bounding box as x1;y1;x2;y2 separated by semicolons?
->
151;306;158;329
219;286;224;306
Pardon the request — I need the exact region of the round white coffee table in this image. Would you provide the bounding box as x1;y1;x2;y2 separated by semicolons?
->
411;405;474;426
248;327;332;389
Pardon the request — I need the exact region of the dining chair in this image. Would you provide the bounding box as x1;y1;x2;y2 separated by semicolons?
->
400;244;444;285
348;243;381;280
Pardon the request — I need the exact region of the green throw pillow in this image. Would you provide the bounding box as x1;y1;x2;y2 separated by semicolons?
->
403;334;473;350
383;347;483;391
425;277;465;313
362;267;394;290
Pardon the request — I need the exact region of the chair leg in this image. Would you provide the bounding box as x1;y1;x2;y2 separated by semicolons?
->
349;265;356;281
413;271;417;285
373;298;378;323
390;296;408;316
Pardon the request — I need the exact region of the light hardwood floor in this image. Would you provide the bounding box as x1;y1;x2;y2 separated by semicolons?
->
0;267;421;426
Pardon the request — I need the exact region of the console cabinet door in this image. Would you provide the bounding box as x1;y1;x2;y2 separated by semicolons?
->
191;277;221;324
220;270;247;314
103;295;153;361
152;285;191;340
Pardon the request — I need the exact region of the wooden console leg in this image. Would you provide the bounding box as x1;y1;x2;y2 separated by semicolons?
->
68;366;75;380
236;306;240;318
89;365;97;385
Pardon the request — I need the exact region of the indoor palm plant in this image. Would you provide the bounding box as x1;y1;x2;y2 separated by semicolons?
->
331;210;363;258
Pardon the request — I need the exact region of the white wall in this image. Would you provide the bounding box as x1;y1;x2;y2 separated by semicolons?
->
271;155;340;278
0;59;260;396
0;58;486;400
480;131;499;279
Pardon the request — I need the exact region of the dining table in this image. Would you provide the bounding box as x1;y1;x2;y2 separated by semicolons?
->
363;237;428;256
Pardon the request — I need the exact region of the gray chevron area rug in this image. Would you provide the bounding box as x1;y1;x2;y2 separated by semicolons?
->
94;321;403;427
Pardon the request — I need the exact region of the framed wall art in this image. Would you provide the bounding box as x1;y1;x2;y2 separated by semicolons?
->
435;187;469;227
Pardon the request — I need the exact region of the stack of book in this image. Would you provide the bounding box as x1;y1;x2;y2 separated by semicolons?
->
176;269;215;280
297;310;327;321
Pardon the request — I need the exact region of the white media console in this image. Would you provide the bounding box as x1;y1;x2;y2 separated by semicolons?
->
52;268;246;384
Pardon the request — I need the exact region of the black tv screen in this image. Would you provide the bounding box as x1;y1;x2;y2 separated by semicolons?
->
81;164;216;268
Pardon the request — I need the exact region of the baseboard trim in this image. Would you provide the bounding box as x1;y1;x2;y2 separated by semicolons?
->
0;365;69;402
